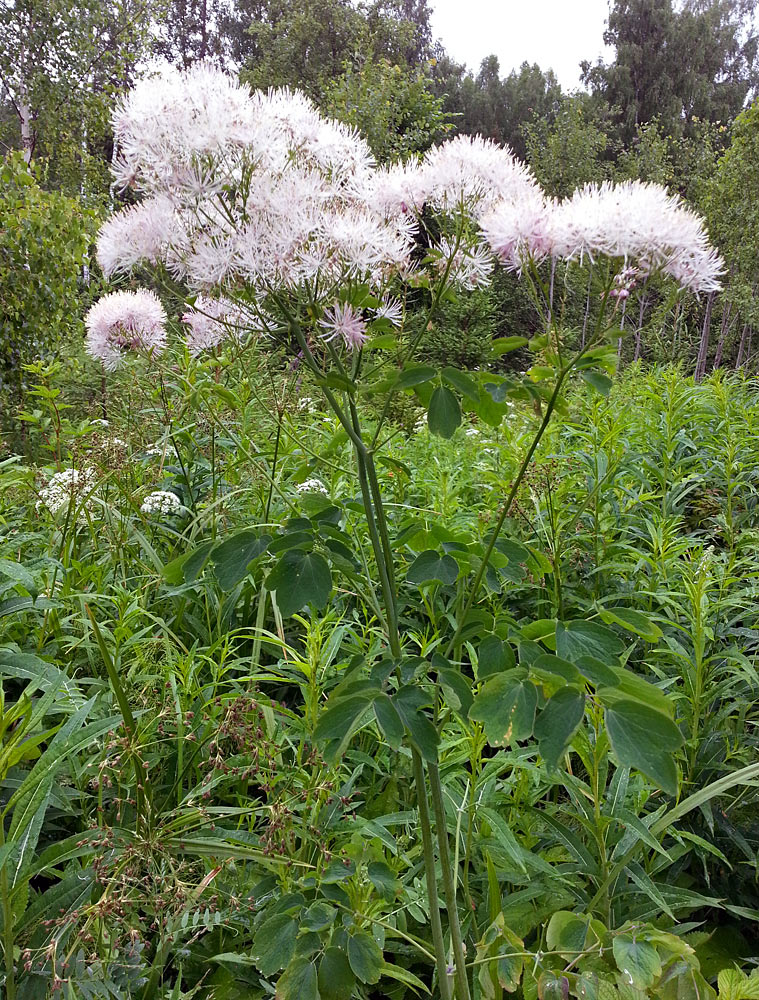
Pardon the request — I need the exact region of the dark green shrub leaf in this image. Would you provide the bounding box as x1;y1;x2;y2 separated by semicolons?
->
612;935;662;990
301;901;336;932
478;635;515;678
367;861;399;900
427;385;461;438
318;947;355;1000
407;550;459;586
605;700;683;795
347;930;383;984
470;673;537;745
599;608;663;642
211;530;271;591
442;366;480;401
277;956;319;1000
253;913;297;975
580;370;613;396
313;693;375;745
534;688;585;767
556;620;624;662
267;550;331;616
373;694;404;750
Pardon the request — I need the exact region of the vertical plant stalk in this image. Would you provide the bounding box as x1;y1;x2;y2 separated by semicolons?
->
0;817;15;1000
286;316;456;994
428;762;471;1000
413;751;453;1000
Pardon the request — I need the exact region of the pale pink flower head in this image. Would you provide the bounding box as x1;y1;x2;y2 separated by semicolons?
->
97;196;178;277
479;188;557;270
422;135;542;214
85;290;167;370
550;180;724;292
320;302;368;351
182;295;244;354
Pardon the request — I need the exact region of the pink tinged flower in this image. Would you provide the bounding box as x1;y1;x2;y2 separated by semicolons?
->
182;295;243;354
436;238;494;289
85;290;168;370
479;190;557;270
320;302;368;351
96;196;178;277
549;180;724;293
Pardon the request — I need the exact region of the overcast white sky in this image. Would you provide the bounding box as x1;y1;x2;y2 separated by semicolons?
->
428;0;614;90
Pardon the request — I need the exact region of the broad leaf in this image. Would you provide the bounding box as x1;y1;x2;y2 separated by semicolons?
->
319;947;355;1000
612;935;661;990
534;688;585;767
211;530;270;591
253;913;297;975
267;550;332;616
428;385;461;438
605;700;683;795
277;956;319;1000
347;930;383;984
470;672;537;746
407;549;459;586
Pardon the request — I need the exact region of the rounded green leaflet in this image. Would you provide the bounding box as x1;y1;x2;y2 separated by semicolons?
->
605;699;683;795
277;956;319;1000
267;549;332;616
427;384;461;438
534;687;585;767
612;935;662;990
407;549;460;585
347;929;383;984
318;947;355;1000
469;673;537;745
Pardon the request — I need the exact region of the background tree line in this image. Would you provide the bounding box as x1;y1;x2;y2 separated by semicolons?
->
2;0;759;392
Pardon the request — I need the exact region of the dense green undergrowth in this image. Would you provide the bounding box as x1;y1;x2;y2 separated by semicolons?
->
0;362;758;998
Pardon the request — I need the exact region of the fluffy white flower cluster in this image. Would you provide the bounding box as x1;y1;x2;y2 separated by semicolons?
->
140;490;183;515
296;478;328;496
37;469;95;516
85;289;167;369
88;62;723;365
480;179;724;290
182;295;247;354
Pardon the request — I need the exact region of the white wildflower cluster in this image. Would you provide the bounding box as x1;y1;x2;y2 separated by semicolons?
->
140;490;183;515
296;478;328;496
480;179;723;290
87;63;723;369
36;469;95;516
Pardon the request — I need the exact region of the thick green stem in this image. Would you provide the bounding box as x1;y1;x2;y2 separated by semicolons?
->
429;762;471;1000
413;751;453;1000
0;819;15;1000
443;365;572;659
